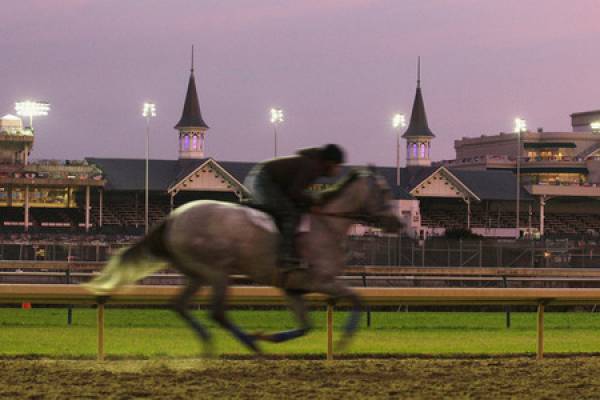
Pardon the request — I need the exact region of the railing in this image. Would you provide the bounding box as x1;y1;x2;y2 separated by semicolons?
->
3;237;600;268
3;284;600;361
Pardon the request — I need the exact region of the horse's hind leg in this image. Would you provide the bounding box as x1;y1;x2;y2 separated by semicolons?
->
252;290;312;343
173;276;213;356
210;278;261;353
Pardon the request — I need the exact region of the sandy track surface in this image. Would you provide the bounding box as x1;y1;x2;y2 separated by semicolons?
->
2;357;600;399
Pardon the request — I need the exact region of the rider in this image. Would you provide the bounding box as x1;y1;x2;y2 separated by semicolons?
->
244;144;345;269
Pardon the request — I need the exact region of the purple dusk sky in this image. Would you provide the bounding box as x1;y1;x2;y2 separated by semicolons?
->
2;1;600;166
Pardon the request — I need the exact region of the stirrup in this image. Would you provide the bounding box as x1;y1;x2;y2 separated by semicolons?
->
279;256;307;272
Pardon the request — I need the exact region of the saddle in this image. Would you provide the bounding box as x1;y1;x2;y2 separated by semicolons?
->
241;202;310;234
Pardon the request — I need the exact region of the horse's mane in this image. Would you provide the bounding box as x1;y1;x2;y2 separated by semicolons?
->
318;168;370;204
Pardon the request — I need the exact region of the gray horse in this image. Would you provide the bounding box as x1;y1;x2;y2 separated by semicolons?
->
86;168;402;354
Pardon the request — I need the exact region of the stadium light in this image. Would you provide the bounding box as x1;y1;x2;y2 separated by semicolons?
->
270;108;284;157
514;117;527;133
392;113;407;186
513;117;526;238
15;101;50;129
392;113;406;129
591;121;600;132
143;102;156;118
143;102;157;234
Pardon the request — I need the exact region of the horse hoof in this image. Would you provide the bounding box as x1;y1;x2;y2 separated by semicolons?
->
201;343;216;359
335;336;353;353
248;331;266;341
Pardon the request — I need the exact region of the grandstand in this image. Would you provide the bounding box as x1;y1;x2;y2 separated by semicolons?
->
2;61;600;241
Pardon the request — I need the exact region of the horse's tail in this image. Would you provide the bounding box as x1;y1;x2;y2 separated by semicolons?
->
83;220;171;295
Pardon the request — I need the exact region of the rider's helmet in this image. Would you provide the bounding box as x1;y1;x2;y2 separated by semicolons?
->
321;144;345;164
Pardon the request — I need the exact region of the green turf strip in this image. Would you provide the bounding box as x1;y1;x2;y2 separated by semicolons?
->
2;308;600;357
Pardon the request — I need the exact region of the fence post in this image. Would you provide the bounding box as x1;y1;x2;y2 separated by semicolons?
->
97;302;105;361
66;267;72;326
362;274;371;328
537;302;545;361
327;304;334;361
67;247;73;325
479;240;483;267
502;276;511;328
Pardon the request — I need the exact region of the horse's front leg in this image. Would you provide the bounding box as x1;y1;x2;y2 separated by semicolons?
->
251;289;312;343
312;281;363;352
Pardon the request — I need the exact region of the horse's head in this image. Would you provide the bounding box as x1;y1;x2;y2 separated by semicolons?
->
355;167;404;233
320;167;403;233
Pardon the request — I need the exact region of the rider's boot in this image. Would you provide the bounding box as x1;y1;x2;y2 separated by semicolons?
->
279;230;303;271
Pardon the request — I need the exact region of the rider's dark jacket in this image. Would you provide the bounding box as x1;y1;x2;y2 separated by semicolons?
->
261;148;330;210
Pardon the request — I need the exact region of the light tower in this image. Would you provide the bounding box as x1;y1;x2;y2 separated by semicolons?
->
15;101;50;130
143;102;156;234
175;46;209;159
402;57;435;167
392;113;406;185
270;108;284;157
514;117;527;238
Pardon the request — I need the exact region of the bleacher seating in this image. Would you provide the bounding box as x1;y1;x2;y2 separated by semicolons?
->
89;195;171;227
421;205;600;237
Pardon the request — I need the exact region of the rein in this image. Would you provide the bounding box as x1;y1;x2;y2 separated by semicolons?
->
312;173;387;225
312;210;377;223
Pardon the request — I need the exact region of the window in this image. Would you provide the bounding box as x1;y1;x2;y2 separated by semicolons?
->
192;135;198;151
183;135;190;151
412;143;418;158
420;143;426;158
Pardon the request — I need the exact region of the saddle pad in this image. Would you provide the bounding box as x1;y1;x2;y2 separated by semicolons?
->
298;214;311;233
242;207;278;233
242;208;311;234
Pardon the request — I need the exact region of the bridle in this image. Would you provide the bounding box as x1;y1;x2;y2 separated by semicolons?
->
313;174;392;226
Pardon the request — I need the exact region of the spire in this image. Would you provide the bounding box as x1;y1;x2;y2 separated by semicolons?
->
417;56;421;88
175;46;209;129
402;57;435;139
191;45;194;73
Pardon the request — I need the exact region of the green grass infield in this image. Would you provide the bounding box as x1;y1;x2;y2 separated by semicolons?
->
2;308;600;358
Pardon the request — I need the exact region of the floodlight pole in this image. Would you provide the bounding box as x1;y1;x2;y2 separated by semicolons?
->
396;130;400;186
145;115;150;234
274;125;278;158
270;108;283;158
142;102;156;235
514;117;526;239
516;129;521;239
392;113;406;186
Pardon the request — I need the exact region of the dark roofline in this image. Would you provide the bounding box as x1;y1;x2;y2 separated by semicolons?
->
571;110;600;118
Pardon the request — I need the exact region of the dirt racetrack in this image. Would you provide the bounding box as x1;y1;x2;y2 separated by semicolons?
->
2;356;600;399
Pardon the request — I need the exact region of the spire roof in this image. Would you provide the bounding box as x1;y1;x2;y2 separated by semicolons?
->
402;57;435;139
175;47;209;130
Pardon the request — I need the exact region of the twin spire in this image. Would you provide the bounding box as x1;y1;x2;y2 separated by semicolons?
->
174;50;433;162
174;46;209;130
403;56;435;139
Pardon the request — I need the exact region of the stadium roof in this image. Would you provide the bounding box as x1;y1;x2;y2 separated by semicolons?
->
86;157;528;202
86;158;179;191
450;169;533;201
